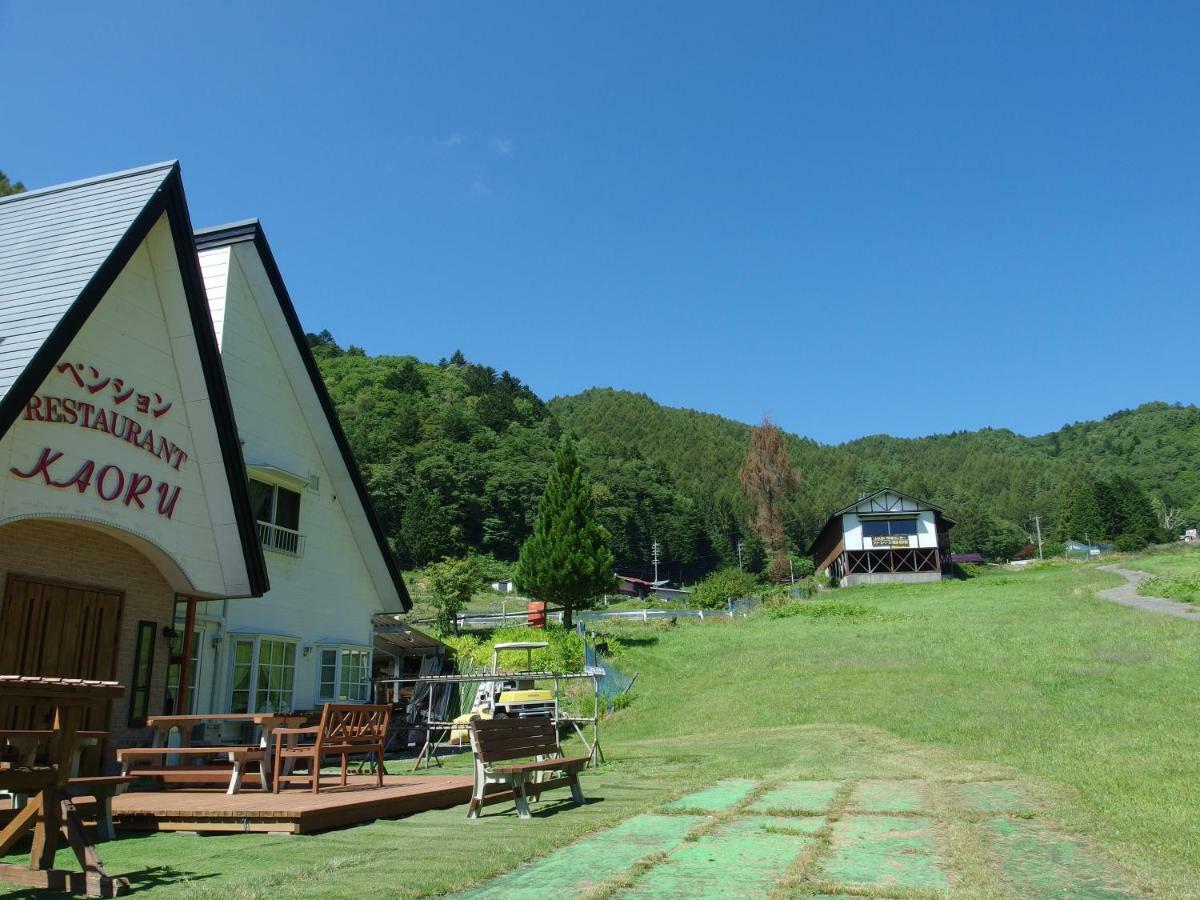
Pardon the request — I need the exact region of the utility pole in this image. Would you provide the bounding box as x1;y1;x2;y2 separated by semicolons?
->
737;540;744;571
1032;515;1044;560
788;555;795;585
651;540;661;583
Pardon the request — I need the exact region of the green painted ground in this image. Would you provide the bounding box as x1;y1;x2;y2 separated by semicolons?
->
462;777;1135;898
820;815;948;891
463;813;704;898
749;780;841;814
661;778;758;813
625;816;822;898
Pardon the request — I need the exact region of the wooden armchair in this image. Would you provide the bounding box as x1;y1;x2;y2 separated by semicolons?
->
272;704;391;793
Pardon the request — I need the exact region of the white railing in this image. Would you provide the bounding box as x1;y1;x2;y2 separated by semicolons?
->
257;520;305;558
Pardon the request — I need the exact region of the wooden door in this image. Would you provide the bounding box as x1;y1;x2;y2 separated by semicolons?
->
0;576;123;729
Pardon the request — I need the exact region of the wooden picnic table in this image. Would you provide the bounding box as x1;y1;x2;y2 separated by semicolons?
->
125;714;309;792
0;676;128;897
2;730;107;773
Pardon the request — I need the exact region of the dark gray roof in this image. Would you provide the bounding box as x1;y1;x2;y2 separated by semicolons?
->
0;162;176;403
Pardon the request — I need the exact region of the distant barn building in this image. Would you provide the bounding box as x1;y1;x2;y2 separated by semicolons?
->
810;489;955;586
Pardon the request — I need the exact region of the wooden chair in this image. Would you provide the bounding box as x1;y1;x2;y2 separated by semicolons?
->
272;704;391;793
467;716;588;819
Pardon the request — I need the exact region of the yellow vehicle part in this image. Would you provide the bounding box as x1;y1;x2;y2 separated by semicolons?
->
449;710;491;745
498;689;553;704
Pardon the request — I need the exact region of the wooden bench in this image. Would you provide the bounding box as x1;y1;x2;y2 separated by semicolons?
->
467;716;588;819
116;746;266;795
272;703;390;794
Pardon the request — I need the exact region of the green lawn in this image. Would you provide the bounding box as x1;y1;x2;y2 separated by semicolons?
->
1123;543;1200;602
1120;542;1200;576
8;562;1200;896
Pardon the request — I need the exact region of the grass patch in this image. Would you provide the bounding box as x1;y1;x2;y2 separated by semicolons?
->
1139;574;1200;603
767;601;878;620
9;562;1199;896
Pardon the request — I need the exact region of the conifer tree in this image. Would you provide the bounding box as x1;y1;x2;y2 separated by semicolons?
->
516;438;614;627
1058;476;1105;543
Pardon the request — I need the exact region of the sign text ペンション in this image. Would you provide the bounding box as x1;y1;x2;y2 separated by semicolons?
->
7;362;186;519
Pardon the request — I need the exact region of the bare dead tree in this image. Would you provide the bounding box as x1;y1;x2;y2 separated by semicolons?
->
1152;495;1186;532
738;417;799;580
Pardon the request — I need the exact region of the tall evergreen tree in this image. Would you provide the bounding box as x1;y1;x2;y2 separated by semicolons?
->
1057;476;1105;543
515;438;614;627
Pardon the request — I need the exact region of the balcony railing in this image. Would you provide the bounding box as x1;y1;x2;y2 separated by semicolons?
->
257;521;305;558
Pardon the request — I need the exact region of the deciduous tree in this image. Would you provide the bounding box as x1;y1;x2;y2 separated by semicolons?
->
738;417;798;580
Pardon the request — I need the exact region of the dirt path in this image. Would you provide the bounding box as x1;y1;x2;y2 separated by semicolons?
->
1097;565;1200;621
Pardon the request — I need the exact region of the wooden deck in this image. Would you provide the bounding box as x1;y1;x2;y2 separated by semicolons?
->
109;774;473;834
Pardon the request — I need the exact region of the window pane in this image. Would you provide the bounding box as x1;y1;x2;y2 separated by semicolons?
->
319;650;337;699
862;520;885;537
250;480;274;523
275;488;301;531
891;518;918;535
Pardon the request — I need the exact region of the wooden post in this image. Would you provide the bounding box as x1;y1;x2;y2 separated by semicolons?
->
176;597;198;715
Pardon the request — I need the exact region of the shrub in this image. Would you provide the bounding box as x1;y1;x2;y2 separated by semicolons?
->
1114;533;1148;553
1140;575;1200;604
689;567;763;609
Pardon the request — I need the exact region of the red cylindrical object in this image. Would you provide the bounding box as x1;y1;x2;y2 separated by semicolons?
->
527;601;546;628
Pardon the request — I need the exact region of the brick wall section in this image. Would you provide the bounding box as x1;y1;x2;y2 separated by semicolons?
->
0;519;176;755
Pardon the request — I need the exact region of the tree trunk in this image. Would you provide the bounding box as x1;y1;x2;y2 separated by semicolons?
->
562;602;573;629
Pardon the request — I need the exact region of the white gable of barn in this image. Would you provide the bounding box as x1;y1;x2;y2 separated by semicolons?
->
197;239;401;617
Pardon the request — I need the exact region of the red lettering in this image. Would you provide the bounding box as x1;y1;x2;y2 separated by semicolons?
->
124;419;142;447
123;473;153;509
171;448;188;470
23;397;44;421
156;483;181;520
61;397;78;425
45;396;62;423
9;448;63;483
50;459;95;493
78;401;95;427
91;409;110;434
139;429;155;453
154;435;176;466
95;464;124;501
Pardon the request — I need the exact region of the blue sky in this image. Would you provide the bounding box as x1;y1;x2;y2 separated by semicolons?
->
2;1;1194;444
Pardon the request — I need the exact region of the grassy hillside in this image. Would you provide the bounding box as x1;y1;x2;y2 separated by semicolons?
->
24;557;1200;895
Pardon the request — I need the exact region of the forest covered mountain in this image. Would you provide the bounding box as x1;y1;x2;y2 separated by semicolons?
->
310;332;1194;580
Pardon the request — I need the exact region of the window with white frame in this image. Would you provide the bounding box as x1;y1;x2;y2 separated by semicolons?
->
317;647;372;702
230;636;298;713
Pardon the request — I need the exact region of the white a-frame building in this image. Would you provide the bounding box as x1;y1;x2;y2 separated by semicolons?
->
177;221;412;721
